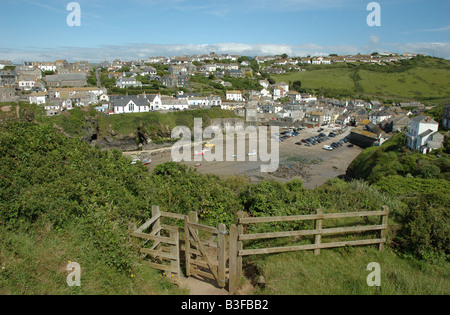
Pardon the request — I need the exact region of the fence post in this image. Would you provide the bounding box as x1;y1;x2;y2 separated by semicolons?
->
150;206;162;251
184;215;191;277
189;211;198;235
218;223;227;288
379;206;389;252
314;209;323;256
185;212;198;278
169;228;180;280
229;224;238;294
152;205;161;235
237;223;243;281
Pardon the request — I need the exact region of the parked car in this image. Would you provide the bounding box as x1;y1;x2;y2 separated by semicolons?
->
295;142;302;145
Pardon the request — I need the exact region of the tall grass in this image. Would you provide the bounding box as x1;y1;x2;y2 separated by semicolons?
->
252;248;450;295
0;222;188;295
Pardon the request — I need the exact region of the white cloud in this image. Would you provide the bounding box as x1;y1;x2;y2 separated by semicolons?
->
370;35;380;45
386;42;450;60
420;25;450;32
1;41;449;63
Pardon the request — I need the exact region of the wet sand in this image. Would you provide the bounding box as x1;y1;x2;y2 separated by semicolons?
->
124;125;362;189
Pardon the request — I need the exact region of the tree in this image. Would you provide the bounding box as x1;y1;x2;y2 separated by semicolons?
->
292;80;302;91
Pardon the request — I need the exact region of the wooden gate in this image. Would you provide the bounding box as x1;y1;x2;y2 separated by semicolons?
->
129;206;185;283
184;211;227;289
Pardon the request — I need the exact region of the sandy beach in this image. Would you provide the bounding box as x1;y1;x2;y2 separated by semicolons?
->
124;125;362;189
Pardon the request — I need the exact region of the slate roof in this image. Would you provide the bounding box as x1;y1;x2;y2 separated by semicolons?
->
110;95;149;107
412;115;438;124
45;73;87;82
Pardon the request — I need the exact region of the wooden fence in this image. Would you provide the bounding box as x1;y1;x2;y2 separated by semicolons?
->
228;206;389;293
131;205;389;293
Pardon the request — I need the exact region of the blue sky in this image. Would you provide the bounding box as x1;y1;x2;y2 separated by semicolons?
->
0;0;449;62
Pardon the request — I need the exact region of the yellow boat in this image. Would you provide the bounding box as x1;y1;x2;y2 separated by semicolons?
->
205;143;216;148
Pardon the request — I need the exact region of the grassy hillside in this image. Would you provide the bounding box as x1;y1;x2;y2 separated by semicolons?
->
358;67;449;100
253;247;449;295
272;56;450;103
97;107;240;139
41;106;240;144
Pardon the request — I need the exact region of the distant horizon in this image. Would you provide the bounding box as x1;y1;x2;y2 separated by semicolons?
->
1;45;446;65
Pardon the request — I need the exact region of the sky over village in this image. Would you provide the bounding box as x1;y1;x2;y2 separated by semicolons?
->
0;0;449;62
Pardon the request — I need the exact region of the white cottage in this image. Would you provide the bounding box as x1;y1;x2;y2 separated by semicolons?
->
111;94;162;114
405;116;443;154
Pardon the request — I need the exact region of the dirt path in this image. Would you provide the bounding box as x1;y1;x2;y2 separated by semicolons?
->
180;275;230;295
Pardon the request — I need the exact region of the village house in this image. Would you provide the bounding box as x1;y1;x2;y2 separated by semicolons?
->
29;92;48;105
161;75;189;88
381;115;411;133
226;90;244;102
160;97;189;111
350;120;390;148
369;110;393;125
36;62;57;73
301;93;317;103
42;87;106;108
335;114;351;126
110;94;162;114
226;69;244;78
45;73;87;88
288;91;302;102
55;60;71;71
0;71;16;87
304;110;331;127
282;103;305;122
265;67;286;75
18;75;38;91
116;77;143;89
15;65;42;80
405;116;443;154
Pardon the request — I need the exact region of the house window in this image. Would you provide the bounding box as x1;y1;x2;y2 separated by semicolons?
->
129;103;134;112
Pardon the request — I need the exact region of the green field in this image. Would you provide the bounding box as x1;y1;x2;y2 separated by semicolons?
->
359;67;450;100
272;57;450;102
274;67;354;91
